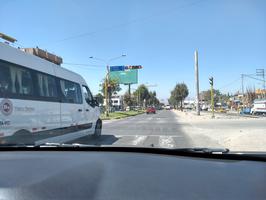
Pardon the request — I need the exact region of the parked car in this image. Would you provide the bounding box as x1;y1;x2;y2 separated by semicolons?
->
251;99;266;115
240;107;251;115
201;105;209;111
216;107;227;113
146;107;156;114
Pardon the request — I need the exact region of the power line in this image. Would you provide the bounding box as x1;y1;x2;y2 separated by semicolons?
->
62;62;104;70
43;0;204;46
218;77;241;90
244;74;264;82
63;65;102;70
240;73;264;95
63;62;104;67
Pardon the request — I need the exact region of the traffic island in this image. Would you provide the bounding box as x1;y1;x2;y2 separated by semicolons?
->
172;109;266;151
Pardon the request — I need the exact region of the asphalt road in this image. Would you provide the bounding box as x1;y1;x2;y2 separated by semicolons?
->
70;110;193;148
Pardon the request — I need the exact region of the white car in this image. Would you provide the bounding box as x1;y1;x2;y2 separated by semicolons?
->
0;42;102;145
250;99;266;115
165;105;171;110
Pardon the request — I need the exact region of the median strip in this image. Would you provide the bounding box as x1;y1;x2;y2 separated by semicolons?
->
101;110;145;120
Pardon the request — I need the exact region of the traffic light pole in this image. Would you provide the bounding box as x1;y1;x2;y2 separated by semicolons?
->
210;83;214;118
209;77;214;118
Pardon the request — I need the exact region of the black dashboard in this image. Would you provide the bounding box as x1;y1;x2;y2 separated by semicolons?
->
0;150;265;200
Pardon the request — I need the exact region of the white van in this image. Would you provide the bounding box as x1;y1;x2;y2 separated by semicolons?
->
250;99;266;115
0;42;102;145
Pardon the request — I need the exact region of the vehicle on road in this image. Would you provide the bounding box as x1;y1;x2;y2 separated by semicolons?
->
146;107;156;114
251;99;266;115
165;105;171;110
0;42;102;144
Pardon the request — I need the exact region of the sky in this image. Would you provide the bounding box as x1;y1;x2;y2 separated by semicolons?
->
1;0;266;102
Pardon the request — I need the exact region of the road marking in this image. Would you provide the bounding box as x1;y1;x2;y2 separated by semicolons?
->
114;135;183;137
131;135;147;146
159;136;175;148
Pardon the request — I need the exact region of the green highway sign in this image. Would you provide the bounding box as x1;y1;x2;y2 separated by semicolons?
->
110;69;138;84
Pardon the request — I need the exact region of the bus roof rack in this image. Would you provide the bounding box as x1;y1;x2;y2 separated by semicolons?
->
22;47;63;65
0;33;17;43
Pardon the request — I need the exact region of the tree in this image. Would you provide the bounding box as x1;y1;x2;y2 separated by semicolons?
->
100;78;121;97
147;91;160;106
133;84;150;107
168;93;178;108
169;83;189;110
95;93;104;105
123;92;137;107
200;89;228;105
243;87;257;107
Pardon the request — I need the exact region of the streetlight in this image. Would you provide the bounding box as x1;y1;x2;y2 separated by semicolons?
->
89;54;126;117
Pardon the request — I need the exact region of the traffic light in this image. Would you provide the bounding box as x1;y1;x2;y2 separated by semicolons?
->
127;65;142;69
209;77;213;86
107;84;112;92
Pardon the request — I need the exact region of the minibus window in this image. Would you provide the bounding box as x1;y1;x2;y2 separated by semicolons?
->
60;79;82;104
82;85;93;105
0;64;10;94
36;73;57;98
0;63;33;96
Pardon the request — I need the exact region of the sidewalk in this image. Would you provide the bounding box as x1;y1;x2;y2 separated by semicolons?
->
172;110;266;151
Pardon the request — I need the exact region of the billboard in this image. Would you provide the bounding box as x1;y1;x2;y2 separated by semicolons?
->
110;69;138;84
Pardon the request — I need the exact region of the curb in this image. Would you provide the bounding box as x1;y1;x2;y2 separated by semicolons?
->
101;112;145;121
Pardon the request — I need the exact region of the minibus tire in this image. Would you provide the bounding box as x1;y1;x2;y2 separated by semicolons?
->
93;119;102;138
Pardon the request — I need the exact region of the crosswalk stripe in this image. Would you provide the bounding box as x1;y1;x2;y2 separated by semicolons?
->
158;136;175;148
112;135;178;148
131;135;147;145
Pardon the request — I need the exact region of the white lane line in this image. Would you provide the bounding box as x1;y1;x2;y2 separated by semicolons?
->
131;135;147;146
114;135;183;137
102;120;114;124
136;120;148;124
159;136;175;148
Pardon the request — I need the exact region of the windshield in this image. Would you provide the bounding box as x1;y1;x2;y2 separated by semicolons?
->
0;0;265;152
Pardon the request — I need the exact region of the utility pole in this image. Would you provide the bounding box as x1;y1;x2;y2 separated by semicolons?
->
128;83;131;110
194;50;200;115
241;74;244;95
259;69;265;98
128;83;131;97
256;69;265;98
209;77;214;118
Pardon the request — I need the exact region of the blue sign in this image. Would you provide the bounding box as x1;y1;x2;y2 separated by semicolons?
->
110;66;125;72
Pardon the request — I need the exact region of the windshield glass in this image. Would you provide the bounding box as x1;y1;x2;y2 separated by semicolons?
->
0;0;265;152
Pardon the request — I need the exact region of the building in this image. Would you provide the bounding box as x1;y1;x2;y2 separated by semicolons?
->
183;100;195;109
103;95;124;111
